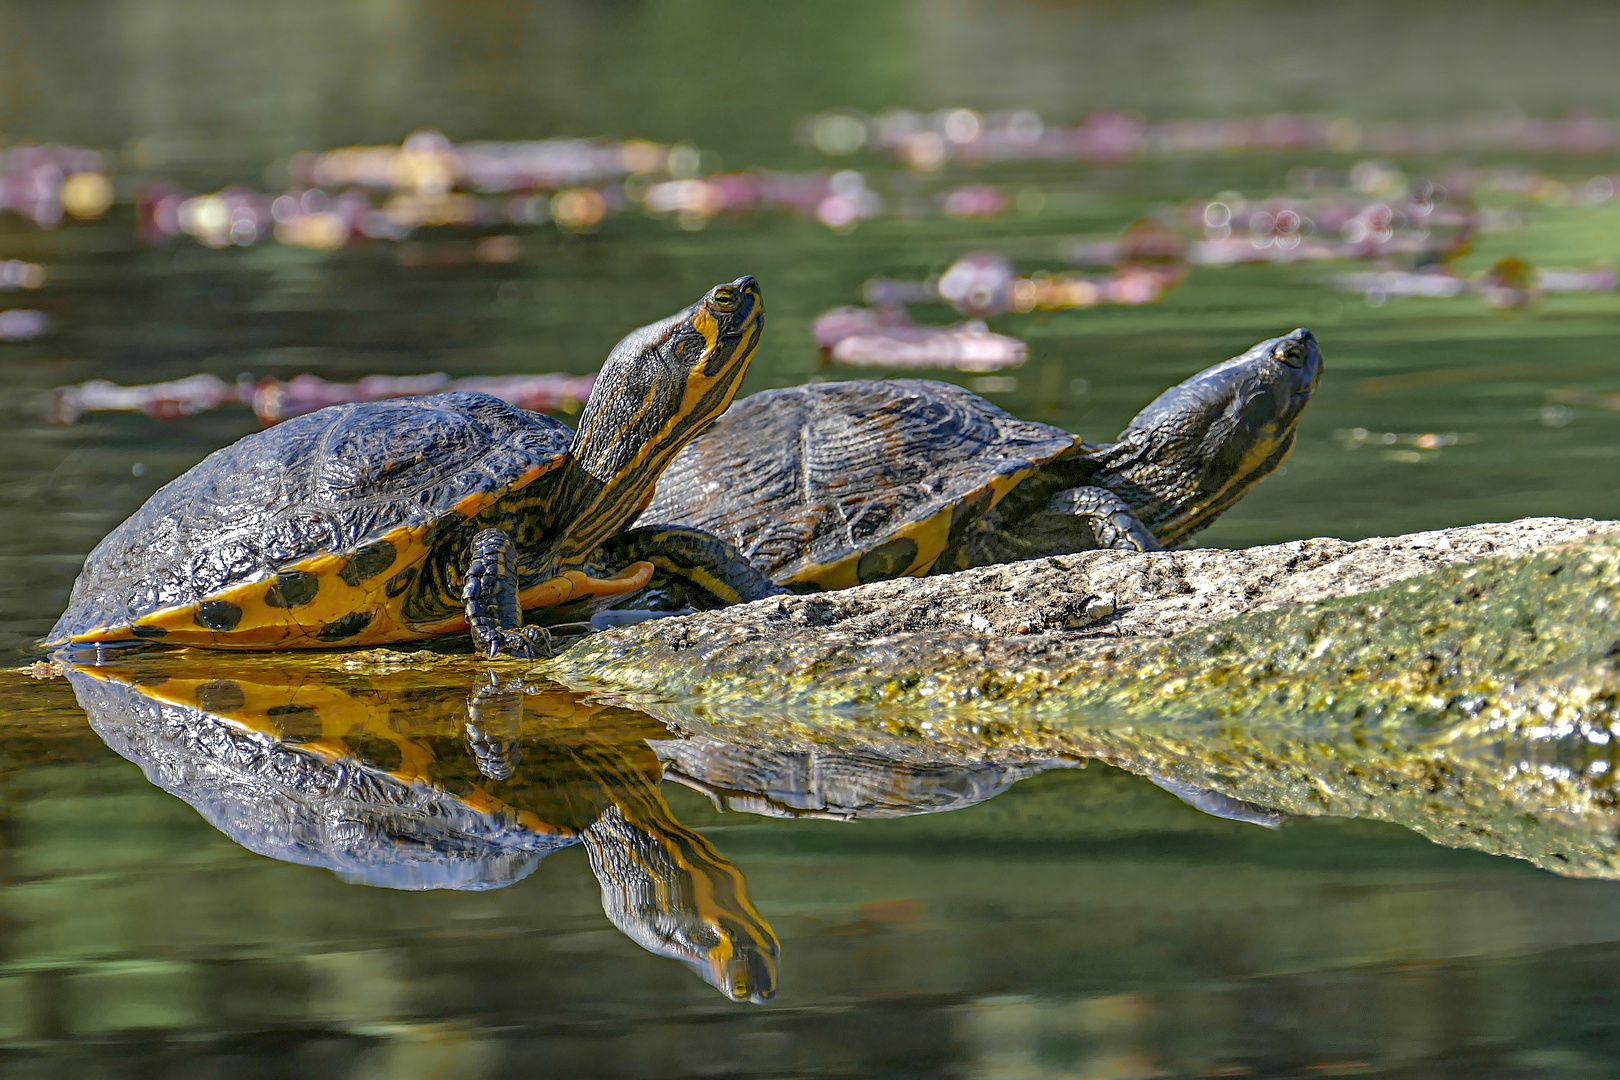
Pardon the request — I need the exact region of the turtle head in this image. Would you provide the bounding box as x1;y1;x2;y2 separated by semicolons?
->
599;891;780;1004
591;799;781;1005
693;920;781;1005
551;277;763;561
1089;328;1322;544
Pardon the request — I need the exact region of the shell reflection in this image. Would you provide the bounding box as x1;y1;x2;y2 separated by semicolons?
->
60;657;1125;1006
62;659;780;1004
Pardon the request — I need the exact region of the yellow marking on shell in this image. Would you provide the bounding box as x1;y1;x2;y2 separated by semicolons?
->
297;736;358;758
785;506;952;591
73;457;565;650
107;673;357;734
70;666;574;836
784;465;1037;590
98;523;429;649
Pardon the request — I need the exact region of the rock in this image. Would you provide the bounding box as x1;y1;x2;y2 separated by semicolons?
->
535;516;1620;879
540;517;1620;710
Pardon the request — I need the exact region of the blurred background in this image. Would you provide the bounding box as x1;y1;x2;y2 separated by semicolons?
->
7;2;1620;1076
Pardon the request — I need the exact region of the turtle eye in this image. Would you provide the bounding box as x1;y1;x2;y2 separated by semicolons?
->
710;286;739;313
1274;341;1307;367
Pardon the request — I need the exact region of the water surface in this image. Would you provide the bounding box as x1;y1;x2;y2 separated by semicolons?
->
6;2;1620;1075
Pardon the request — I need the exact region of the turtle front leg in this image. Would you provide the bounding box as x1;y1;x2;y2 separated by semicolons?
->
464;670;525;778
592;525;787;612
1046;486;1163;552
961;485;1162;568
463;528;554;659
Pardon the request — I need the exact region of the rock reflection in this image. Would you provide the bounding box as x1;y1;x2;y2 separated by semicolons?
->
62;660;779;1003
655;733;1286;829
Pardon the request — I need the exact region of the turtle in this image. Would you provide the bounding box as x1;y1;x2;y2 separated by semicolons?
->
653;737;1073;821
63;658;779;1004
652;738;1287;828
634;328;1321;592
47;277;777;658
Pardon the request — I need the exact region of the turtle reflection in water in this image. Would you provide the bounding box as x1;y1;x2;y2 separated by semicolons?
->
61;661;779;1003
653;738;1288;828
636;329;1322;595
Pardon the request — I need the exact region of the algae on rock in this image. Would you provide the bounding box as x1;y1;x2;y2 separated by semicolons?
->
14;518;1620;880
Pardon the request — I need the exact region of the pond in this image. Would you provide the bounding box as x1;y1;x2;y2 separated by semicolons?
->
5;2;1620;1075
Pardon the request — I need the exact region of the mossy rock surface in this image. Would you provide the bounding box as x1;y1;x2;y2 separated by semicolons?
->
539;517;1620;720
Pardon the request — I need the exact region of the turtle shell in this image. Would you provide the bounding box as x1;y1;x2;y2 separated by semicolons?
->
652;737;1072;820
66;662;574;891
48;392;573;649
636;379;1077;589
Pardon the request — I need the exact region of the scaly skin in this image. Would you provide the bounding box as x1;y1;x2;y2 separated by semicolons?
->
17;529;1620;879
49;278;767;659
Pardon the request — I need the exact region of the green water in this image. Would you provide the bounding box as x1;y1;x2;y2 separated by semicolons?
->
7;1;1620;1075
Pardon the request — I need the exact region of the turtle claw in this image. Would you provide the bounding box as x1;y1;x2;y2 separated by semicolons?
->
1048;486;1164;552
482;624;555;660
464;529;565;658
465;721;517;779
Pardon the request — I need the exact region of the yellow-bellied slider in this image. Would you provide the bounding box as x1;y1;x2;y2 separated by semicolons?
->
638;328;1322;590
49;278;775;657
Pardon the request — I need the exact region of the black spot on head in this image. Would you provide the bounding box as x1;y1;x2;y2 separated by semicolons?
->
195;601;244;632
266;570;320;608
266;702;318;719
384;566;418;598
319;610;375;642
196;679;247;713
130;624;169;639
339;540;398;587
856;537;920;583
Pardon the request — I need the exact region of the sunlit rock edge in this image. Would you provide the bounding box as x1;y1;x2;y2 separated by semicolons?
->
543;516;1619;711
